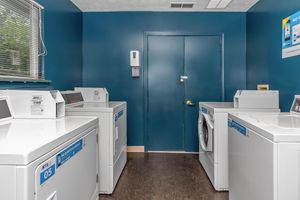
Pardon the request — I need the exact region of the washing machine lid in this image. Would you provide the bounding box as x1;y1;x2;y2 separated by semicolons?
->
229;112;300;142
199;102;233;113
251;115;300;128
0;116;98;165
66;101;126;113
200;102;233;109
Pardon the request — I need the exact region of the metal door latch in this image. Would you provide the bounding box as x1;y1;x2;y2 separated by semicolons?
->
186;100;195;106
180;75;188;82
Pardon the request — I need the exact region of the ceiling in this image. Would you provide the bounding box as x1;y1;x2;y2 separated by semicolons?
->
70;0;260;12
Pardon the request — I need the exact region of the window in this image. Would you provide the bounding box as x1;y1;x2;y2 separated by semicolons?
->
0;0;45;80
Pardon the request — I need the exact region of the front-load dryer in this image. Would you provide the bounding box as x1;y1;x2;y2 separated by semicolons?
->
198;90;280;191
198;107;214;152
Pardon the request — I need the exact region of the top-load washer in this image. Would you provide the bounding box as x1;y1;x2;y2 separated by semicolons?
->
228;95;300;200
62;89;127;194
198;90;280;191
0;90;99;200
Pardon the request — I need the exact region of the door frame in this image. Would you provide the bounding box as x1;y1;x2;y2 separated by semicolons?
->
143;32;225;152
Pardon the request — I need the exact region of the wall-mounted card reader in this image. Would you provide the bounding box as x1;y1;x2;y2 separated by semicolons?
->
130;50;140;67
130;50;140;78
1;90;65;119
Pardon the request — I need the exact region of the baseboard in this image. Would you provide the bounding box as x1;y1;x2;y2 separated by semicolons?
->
147;151;199;154
127;147;199;154
127;146;145;153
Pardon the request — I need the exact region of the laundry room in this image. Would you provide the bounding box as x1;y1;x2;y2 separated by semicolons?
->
0;0;299;199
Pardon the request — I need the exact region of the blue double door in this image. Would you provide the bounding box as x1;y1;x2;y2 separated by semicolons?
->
147;35;222;152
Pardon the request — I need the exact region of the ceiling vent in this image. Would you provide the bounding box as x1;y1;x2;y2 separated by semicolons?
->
171;2;195;8
171;3;182;8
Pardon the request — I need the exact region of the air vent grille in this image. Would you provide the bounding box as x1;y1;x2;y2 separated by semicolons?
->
171;2;195;8
182;3;194;8
171;3;182;8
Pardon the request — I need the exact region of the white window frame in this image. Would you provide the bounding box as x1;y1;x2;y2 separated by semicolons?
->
0;0;49;83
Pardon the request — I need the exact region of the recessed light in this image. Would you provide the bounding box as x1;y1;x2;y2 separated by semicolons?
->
207;0;221;8
217;0;233;8
207;0;233;9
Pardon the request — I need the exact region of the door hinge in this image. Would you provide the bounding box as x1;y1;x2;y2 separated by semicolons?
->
96;174;99;183
96;134;99;144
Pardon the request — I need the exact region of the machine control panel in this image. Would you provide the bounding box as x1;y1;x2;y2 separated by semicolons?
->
61;92;84;105
1;90;65;119
74;87;109;103
291;96;300;114
0;98;12;120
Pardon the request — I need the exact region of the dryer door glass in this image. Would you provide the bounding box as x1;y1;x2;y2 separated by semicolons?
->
202;120;209;146
199;113;213;152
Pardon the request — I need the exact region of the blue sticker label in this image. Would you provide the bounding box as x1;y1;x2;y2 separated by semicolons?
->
201;107;208;114
40;164;55;185
115;110;124;121
228;120;232;128
229;120;247;136
56;139;83;168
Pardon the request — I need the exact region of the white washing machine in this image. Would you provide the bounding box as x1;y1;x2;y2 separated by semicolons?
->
62;90;127;194
0;92;99;200
198;90;280;191
228;95;300;200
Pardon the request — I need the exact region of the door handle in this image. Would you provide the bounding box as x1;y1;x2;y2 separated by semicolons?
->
180;75;188;83
186;100;195;106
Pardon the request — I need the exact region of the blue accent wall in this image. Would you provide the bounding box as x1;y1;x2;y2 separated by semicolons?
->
0;0;83;90
82;12;247;146
247;0;300;111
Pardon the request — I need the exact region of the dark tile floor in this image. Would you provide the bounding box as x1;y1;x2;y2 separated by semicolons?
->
99;153;228;200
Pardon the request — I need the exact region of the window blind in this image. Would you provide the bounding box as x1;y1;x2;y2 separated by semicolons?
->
0;0;45;80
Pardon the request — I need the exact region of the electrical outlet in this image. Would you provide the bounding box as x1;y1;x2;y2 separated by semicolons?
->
257;84;270;90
